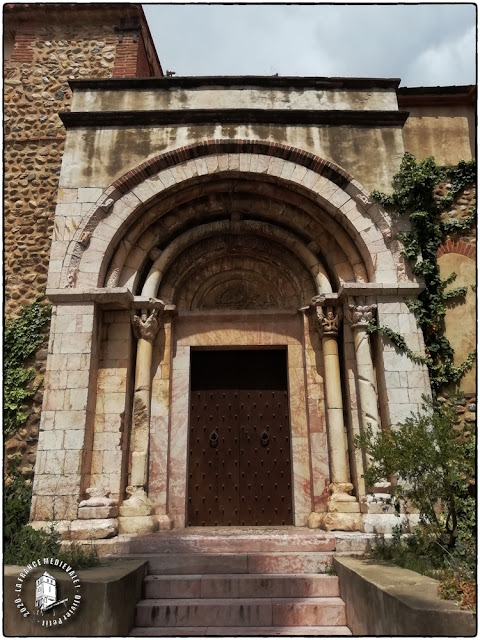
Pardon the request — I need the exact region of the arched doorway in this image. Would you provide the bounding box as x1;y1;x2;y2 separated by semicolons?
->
32;141;430;536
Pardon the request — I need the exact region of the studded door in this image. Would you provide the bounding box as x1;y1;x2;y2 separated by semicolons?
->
187;350;293;526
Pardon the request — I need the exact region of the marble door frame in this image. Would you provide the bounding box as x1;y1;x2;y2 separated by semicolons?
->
155;309;317;528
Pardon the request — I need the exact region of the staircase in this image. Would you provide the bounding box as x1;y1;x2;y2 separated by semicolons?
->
128;527;351;636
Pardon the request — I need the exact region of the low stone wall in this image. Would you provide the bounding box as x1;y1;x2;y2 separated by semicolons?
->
4;559;146;636
334;556;476;637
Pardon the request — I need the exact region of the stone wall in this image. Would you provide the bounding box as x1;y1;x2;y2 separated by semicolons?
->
4;4;162;475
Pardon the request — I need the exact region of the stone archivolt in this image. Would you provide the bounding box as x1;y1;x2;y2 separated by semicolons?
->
63;146;401;293
159;235;317;311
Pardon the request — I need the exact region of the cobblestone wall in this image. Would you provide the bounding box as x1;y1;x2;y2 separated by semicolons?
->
4;7;161;474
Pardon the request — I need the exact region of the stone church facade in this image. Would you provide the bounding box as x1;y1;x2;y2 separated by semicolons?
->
4;6;475;541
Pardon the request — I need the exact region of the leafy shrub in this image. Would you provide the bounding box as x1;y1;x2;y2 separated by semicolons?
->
355;394;475;579
4;463;99;568
4;524;61;566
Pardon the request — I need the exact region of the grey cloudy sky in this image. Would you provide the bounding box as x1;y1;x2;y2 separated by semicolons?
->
143;3;476;86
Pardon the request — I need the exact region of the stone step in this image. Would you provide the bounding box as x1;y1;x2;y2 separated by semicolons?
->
131;625;352;636
144;573;340;599
127;527;336;554
128;552;332;574
135;596;346;627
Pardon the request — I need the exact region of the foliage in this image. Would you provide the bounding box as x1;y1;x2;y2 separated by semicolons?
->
439;575;476;611
355;395;475;573
4;462;99;568
4;299;51;435
324;561;337;576
4;462;35;546
59;541;100;570
4;524;62;566
371;153;476;393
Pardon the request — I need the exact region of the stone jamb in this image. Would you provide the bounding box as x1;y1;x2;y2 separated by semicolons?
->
167;310;313;528
31;302;100;524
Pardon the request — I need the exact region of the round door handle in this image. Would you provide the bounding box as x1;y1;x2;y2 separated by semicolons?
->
260;431;269;447
209;431;219;447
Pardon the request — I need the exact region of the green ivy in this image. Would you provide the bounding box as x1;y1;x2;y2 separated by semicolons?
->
371;154;476;393
4;299;51;435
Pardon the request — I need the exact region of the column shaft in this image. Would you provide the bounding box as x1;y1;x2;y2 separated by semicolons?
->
322;334;349;484
353;326;380;437
131;337;154;487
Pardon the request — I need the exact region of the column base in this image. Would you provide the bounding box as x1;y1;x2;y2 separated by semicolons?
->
363;513;420;534
309;511;364;532
70;518;118;539
155;514;174;530
118;515;159;535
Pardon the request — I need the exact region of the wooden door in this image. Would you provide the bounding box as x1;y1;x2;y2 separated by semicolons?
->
187;350;293;526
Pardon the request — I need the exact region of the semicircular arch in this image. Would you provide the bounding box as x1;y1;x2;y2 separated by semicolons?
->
63;140;405;290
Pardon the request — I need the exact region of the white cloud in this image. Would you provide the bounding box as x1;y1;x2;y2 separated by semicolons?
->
143;3;476;86
404;25;476;86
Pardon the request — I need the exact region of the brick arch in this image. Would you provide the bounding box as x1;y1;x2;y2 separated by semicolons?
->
111;139;356;195
437;240;475;259
63;140;402;289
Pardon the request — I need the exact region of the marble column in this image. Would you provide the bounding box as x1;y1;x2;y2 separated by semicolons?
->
308;299;362;532
346;299;392;516
118;305;163;534
346;301;380;438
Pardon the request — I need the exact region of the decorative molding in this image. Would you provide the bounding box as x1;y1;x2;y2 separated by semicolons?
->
131;308;162;343
314;305;340;338
68;76;402;91
60;108;409;130
346;303;377;329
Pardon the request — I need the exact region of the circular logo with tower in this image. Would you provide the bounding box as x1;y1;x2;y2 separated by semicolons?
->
14;558;82;628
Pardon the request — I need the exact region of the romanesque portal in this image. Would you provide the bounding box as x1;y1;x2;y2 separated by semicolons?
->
32;135;430;538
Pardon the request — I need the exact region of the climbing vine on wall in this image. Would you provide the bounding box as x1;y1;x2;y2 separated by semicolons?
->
4;299;51;436
370;153;476;393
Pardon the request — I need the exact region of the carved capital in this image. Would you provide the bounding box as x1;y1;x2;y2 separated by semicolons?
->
131;308;162;342
314;305;340;338
346;303;377;329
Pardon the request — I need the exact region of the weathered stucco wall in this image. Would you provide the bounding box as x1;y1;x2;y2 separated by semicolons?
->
72;86;399;112
438;253;476;394
402;105;474;165
59;123;404;193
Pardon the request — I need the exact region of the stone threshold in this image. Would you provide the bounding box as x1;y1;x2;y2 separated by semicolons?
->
65;527;378;557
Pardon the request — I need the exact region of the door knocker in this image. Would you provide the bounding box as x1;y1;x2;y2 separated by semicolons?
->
260;431;269;447
209;431;219;447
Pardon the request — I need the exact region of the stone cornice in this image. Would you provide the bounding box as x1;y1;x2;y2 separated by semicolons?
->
59;109;409;129
46;287;176;312
67;76;402;91
337;282;424;297
397;85;476;108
